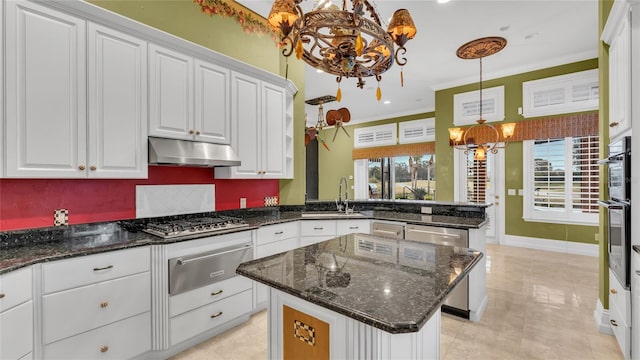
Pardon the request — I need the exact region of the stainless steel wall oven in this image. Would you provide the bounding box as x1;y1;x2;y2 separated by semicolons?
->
599;136;631;289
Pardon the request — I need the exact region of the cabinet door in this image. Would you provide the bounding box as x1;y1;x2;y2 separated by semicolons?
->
149;44;193;140
261;82;286;178
220;72;262;178
87;23;148;178
5;0;86;178
0;301;33;360
609;13;631;140
194;59;231;144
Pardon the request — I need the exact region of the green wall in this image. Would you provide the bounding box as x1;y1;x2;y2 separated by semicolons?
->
89;0;307;205
316;112;435;201
435;59;599;244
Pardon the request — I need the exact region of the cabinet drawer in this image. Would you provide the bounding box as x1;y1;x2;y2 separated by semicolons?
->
42;272;150;345
43;247;150;294
256;222;298;246
336;220;370;236
170;289;252;346
300;220;336;237
169;275;252;317
0;301;33;360
43;311;151;360
0;267;32;312
609;269;631;325
256;237;299;258
609;305;631;359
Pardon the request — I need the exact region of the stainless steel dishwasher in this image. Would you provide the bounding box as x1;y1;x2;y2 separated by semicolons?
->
405;224;470;318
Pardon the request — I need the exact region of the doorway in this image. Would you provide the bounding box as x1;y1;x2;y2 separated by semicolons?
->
454;148;505;244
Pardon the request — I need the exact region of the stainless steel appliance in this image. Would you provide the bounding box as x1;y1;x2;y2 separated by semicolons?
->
599;136;631;288
405;224;470;318
371;222;404;239
148;136;241;167
144;215;249;239
168;243;253;295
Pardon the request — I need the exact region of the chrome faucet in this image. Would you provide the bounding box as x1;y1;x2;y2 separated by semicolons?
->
337;177;351;213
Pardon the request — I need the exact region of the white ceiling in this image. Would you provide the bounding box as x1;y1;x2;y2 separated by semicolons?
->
236;0;599;126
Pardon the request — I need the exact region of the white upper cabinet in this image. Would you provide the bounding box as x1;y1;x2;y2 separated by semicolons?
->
194;59;231;144
87;23;148;178
149;44;231;144
215;72;291;179
602;1;632;141
4;0;147;178
5;0;87;178
149;44;194;140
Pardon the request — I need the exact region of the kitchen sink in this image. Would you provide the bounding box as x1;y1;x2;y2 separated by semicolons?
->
300;211;366;218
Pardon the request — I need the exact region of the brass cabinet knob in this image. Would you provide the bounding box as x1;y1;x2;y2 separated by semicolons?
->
100;301;109;308
210;311;223;318
610;122;620;127
100;346;109;353
78;165;86;171
195;131;201;135
189;130;194;134
495;202;500;205
611;288;617;294
90;165;96;171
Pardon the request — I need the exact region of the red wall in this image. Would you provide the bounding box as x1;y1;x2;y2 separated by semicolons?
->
0;166;279;231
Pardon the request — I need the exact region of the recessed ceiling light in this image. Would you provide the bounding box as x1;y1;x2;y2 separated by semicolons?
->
437;0;450;3
316;69;324;73
525;32;540;40
384;100;391;105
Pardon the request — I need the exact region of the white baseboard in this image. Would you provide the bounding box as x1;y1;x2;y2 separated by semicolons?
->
501;235;599;257
593;299;613;335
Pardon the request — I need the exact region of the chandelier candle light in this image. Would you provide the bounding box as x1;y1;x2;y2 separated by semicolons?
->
267;0;416;101
448;37;516;160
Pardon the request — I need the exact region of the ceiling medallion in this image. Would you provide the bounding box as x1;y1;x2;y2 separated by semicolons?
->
268;0;416;101
449;36;516;161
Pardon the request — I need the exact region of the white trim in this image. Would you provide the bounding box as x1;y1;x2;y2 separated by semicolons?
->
432;51;597;91
602;0;632;44
521;69;598;118
453;86;505;125
353;159;368;200
594;299;614;335
502;235;598;257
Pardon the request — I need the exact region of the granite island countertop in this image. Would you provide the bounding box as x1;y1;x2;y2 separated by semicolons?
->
236;233;483;334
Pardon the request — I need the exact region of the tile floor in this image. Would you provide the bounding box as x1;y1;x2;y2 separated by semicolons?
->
170;244;623;360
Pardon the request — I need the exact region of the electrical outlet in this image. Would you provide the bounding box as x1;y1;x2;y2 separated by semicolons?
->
240;198;246;209
54;209;69;226
421;206;432;214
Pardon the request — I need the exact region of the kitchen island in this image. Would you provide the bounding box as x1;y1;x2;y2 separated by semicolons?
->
237;233;483;360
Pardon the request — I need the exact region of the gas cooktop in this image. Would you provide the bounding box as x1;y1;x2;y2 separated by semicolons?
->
144;215;249;239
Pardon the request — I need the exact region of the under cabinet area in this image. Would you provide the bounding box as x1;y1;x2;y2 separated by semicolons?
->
0;267;33;360
4;0;147;178
40;247;151;359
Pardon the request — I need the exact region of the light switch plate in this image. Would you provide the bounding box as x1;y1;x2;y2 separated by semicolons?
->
508;189;516;196
421;206;432;214
240;198;246;209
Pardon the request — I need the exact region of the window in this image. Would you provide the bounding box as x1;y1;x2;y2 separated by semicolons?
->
522;69;599;118
398;118;435;143
359;155;436;200
523;136;599;225
453;86;505;125
353;123;396;148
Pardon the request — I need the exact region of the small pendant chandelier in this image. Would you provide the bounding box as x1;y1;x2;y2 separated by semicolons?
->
267;0;416;102
448;37;516;161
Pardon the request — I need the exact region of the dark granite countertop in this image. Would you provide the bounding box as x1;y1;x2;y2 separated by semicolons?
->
236;233;483;334
0;205;487;274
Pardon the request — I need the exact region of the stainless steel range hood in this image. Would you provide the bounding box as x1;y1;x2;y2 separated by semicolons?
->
148;137;241;167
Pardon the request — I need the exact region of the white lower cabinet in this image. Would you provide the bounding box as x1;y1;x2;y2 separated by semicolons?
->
169;276;252;318
170;289;252;346
43;312;151;360
0;267;33;360
41;247;151;359
609;269;631;359
0;300;33;360
336;219;370;235
300;220;337;246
